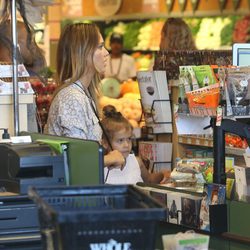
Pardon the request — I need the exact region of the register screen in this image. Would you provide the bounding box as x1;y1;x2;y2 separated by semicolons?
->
238;48;250;66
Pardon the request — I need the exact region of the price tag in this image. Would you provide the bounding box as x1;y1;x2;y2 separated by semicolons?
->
216;106;222;126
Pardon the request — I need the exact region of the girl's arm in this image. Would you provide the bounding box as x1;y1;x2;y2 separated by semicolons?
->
137;156;171;183
104;150;125;169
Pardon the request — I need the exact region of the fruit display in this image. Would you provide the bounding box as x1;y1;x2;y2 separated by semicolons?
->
233;15;250;43
30;77;57;131
131;52;153;71
104;19;164;51
99;80;143;128
225;133;248;149
195;17;232;49
101;78;121;98
103;16;246;52
134;20;164;51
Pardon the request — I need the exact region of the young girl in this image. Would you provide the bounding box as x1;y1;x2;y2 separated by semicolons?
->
101;105;170;184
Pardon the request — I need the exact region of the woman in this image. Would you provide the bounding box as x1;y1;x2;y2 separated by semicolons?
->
0;20;45;75
46;22;125;167
0;16;46;132
160;18;196;50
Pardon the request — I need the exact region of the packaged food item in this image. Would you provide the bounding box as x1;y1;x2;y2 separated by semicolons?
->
162;231;209;250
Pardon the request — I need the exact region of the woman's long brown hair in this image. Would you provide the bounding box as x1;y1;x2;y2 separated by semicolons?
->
54;23;102;114
160;18;197;51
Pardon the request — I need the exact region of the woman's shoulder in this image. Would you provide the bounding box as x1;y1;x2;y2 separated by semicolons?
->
57;84;87;101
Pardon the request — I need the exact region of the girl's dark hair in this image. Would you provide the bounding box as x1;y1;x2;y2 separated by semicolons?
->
101;105;132;141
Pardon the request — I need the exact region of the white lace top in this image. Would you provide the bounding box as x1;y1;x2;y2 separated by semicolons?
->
46;82;102;141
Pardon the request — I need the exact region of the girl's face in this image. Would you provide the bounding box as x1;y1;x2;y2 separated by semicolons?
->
93;34;109;75
111;128;133;158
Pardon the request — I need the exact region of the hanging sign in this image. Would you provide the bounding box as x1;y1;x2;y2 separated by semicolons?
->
178;0;187;12
94;0;122;17
232;0;241;10
165;0;174;13
218;0;227;12
190;0;200;12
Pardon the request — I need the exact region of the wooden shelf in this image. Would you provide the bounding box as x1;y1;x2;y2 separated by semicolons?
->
178;135;213;147
178;135;246;156
70;9;250;22
225;147;245;156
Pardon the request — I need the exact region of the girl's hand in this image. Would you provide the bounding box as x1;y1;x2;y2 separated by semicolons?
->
104;150;125;170
160;169;171;184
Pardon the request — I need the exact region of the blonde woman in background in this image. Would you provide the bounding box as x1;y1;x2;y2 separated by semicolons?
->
150;18;196;70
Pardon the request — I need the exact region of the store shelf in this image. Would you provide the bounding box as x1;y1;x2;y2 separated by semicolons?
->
72;9;250;22
178;135;213;147
0;94;34;104
225;146;245;156
224;115;250;119
178;135;246;156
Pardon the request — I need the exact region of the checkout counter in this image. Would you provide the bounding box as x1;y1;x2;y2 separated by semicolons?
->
0;133;104;249
1;135;250;249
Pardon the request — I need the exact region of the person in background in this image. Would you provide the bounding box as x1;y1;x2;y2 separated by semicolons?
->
149;18;196;70
104;32;137;83
159;17;196;50
0;16;46;132
46;23;125;168
101;105;171;184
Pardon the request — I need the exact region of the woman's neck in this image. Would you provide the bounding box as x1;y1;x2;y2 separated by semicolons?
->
79;74;93;88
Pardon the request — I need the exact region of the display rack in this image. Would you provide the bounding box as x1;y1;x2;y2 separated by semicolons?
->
153;49;234;167
154;50;232;80
139;98;173;134
213;118;250;184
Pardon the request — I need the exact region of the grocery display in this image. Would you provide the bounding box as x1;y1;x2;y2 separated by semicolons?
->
99;80;142;128
103;16;245;52
3;1;250;249
30;77;57;131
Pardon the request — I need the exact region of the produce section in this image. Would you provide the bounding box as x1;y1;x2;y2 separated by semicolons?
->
2;1;250;249
102;15;245;51
99;80;143;128
30;77;57;131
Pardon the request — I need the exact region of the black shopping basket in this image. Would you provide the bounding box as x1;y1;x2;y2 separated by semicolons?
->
28;185;167;250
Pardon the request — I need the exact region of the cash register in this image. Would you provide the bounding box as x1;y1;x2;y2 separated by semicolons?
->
0;141;66;245
0;142;66;194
